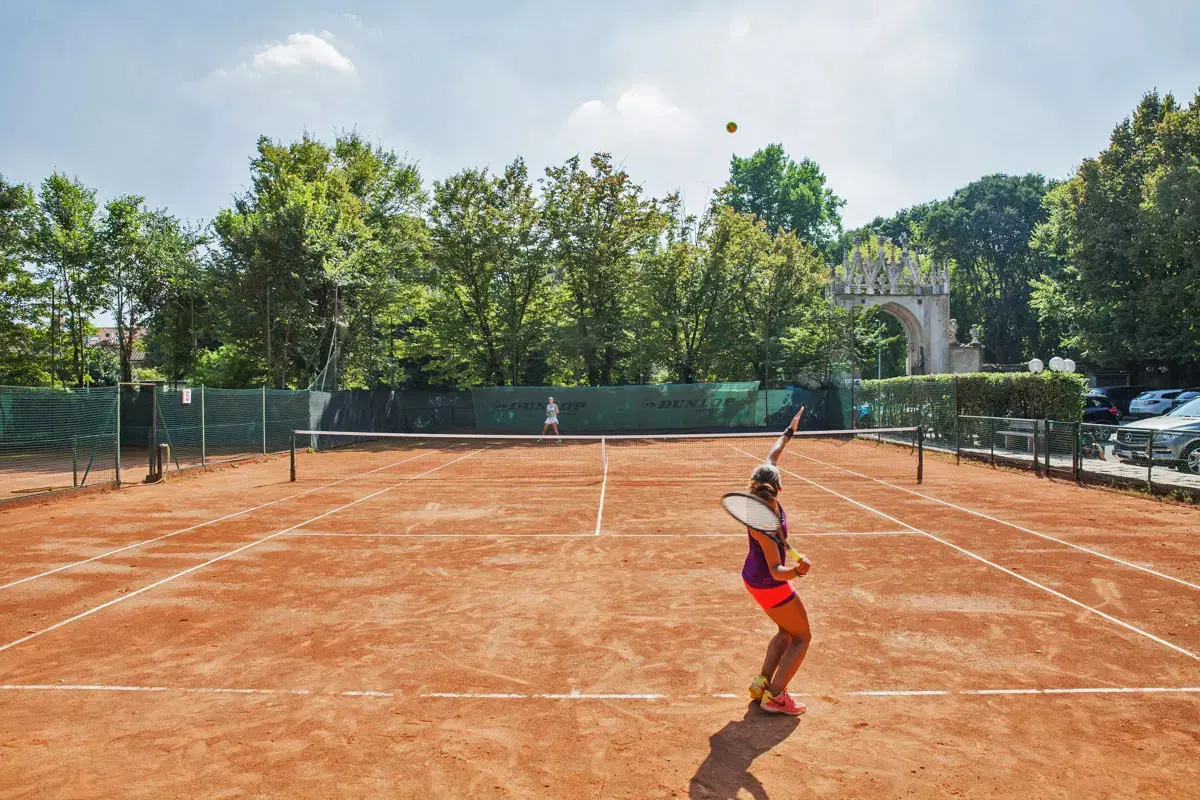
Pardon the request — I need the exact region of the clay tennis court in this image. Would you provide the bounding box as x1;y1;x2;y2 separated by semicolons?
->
0;431;1197;799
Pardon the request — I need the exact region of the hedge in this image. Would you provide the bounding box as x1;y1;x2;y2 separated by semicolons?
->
858;372;1088;443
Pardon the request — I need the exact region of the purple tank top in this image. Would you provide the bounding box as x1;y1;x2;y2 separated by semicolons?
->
741;505;787;589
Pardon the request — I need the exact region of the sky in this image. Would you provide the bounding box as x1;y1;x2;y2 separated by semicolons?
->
3;0;1199;239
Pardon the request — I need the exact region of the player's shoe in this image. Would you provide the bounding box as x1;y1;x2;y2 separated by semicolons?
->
748;674;770;701
760;689;805;716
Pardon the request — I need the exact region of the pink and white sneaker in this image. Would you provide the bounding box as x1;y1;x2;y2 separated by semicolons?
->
760;689;806;716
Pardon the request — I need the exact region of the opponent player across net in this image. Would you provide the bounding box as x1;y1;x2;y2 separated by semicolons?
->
539;396;561;442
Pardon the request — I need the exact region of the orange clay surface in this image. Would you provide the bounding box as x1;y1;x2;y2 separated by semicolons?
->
0;440;1198;799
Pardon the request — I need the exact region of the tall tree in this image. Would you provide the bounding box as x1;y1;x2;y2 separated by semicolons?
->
709;214;829;384
637;202;737;383
1032;90;1200;379
100;197;199;382
425;158;553;386
718;144;844;251
34;173;105;386
542;154;668;385
0;175;55;385
921;174;1057;364
212;133;427;389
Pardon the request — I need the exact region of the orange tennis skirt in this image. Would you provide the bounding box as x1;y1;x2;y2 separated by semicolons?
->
744;580;796;610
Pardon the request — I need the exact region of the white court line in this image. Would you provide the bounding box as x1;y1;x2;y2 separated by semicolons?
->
789;450;1200;592
594;440;609;536
729;445;1200;663
1;684;1196;700
0;448;487;656
282;530;911;539
0;450;439;592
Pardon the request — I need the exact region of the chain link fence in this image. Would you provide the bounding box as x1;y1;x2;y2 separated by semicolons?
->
0;385;120;501
954;415;1200;498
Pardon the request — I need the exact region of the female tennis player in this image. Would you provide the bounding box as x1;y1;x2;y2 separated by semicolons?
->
743;407;812;716
541;396;560;438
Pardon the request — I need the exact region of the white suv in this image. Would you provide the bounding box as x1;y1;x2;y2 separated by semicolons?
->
1128;390;1183;419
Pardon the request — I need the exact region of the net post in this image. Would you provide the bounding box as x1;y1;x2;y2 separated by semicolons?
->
989;417;995;466
114;386;121;487
916;426;924;484
261;386;267;455
72;436;78;487
200;385;207;467
289;432;296;482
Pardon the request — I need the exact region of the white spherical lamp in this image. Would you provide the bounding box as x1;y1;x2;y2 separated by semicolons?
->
1062;358;1076;374
1028;358;1044;374
1049;356;1065;372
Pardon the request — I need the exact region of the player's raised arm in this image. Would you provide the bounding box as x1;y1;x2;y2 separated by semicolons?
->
765;406;805;466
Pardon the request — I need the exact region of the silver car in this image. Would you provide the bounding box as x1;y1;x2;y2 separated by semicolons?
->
1113;397;1200;474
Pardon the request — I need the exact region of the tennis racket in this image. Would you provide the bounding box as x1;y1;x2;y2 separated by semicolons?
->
721;491;805;563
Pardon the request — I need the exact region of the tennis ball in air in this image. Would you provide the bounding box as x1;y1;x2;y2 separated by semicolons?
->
726;121;738;134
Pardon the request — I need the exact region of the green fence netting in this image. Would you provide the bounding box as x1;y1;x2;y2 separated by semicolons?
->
471;382;763;433
0;385;119;500
857;379;958;450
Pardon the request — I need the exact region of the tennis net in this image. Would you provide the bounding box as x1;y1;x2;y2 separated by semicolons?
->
289;427;923;486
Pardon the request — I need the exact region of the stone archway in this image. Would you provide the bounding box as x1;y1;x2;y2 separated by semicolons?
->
828;237;952;375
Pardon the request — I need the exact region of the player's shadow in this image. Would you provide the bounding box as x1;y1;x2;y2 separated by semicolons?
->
688;704;801;800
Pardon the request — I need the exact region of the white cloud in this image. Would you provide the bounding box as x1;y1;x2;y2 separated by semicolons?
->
565;84;695;143
179;31;358;112
251;33;354;74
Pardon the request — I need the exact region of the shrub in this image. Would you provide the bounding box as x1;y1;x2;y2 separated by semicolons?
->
859;372;1088;442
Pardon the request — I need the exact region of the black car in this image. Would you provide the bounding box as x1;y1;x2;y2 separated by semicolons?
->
1087;385;1147;418
1083;395;1122;424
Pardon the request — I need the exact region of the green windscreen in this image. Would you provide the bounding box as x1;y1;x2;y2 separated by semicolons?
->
472;382;763;433
0;385;119;499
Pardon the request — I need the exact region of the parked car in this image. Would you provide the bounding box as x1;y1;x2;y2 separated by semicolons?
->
1087;385;1147;418
1168;389;1200;412
1083;395;1122;424
1112;396;1200;474
1127;389;1184;418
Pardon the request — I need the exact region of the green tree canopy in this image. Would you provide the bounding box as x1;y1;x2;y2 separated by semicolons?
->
212;133;427;389
718;143;844;251
1032;90;1200;379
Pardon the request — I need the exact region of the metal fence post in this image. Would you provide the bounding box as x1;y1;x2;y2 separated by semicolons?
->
261;386;267;455
1043;419;1051;475
114;387;121;486
200;385;207;467
1032;422;1041;476
1147;430;1154;490
149;385;158;482
1072;421;1080;481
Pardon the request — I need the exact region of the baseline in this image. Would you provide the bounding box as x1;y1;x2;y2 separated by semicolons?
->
0;682;1196;701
